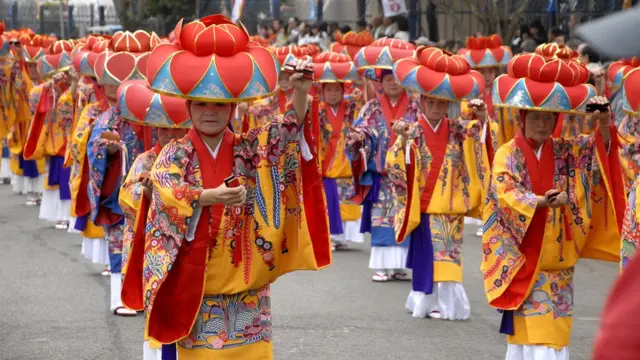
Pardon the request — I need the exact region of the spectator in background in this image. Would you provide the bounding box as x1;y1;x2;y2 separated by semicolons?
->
529;20;547;45
511;24;530;52
383;17;397;37
393;17;410;41
287;17;301;43
257;25;269;39
328;21;340;40
356;19;368;33
549;27;566;45
309;21;331;50
578;44;606;93
272;19;287;45
297;22;312;46
340;25;352;35
371;15;385;39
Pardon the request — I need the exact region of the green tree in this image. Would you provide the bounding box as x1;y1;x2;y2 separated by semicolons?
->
146;0;196;30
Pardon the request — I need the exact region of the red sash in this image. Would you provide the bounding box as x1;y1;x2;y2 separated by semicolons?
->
379;92;409;146
595;126;626;232
278;90;290;114
490;131;553;309
485;123;495;167
23;86;51;160
94;150;123;226
149;128;235;343
483;90;495;119
75;156;92;217
418;117;450;212
321;102;346;174
121;144;162;311
301;121;332;269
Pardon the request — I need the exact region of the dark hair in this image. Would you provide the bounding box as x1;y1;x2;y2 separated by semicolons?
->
273;19;283;27
550;27;564;38
356;19;367;28
395;16;409;32
340;25;352;34
581;45;601;63
519;24;530;37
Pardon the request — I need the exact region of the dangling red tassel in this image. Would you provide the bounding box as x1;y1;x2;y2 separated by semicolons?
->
242;113;249;133
311;96;320;158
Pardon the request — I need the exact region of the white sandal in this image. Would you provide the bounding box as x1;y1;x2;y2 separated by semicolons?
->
372;271;389;282
113;306;137;317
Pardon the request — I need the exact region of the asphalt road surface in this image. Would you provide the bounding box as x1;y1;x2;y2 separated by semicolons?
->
0;184;619;360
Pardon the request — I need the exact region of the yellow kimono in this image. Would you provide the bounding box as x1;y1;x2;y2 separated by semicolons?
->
496;106;519;148
144;109;331;359
387;117;484;318
618;115;640;192
481;130;621;350
67;101;106;239
319;98;362;231
6;60;45;176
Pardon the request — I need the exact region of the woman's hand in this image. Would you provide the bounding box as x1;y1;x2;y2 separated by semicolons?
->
198;184;247;207
469;98;487;124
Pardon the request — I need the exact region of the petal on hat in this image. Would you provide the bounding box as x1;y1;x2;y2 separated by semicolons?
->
622;68;640;116
169;51;213;95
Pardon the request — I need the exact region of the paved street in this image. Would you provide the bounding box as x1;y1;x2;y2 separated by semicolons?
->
0;183;618;360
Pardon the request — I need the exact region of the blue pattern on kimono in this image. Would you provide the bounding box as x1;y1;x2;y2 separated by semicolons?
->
87;106;146;272
346;96;420;247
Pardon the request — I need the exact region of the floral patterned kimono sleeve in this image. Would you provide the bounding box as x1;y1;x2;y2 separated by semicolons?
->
481;143;538;305
87;110;124;224
568;133;621;263
120;151;155;230
386;136;425;244
621;180;640;269
148;141;203;248
56;89;74;148
345;100;379;169
461;120;488;219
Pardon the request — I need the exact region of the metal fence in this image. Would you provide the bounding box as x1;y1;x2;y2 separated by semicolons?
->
0;0;633;41
0;0;119;38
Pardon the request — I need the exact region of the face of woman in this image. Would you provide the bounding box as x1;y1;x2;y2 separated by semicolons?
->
156;127;188;147
381;74;403;98
524;111;557;144
103;84;118;101
189;101;233;137
26;63;39;80
279;71;292;92
479;67;497;89
423;97;449;122
323;83;343;106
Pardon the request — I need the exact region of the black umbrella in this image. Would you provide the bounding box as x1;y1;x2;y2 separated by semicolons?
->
574;6;640;58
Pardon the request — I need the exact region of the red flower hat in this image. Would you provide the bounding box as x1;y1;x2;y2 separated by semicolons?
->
274;45;314;70
94;30;161;86
22;34;55;64
621;68;640;117
608;57;640;97
312;51;360;83
38;40;74;77
72;36;108;77
117;79;191;128
394;46;483;101
330;31;374;60
146;15;280;102
354;37;416;70
457;34;512;68
492;46;596;114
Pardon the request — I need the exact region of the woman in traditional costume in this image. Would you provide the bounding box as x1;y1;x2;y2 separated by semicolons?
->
607;57;640;127
619;68;640;269
387;47;485;320
458;34;513;147
142;15;331;359
25;40;75;229
117;79;190;360
87;30;160;316
312;51;364;250
616;66;640;191
68;38;110;269
347;38;417;282
482;50;625;360
458;34;512;237
0;24;13;184
7;33;45;204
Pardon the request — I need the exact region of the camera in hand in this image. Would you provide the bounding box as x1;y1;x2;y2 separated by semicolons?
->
283;61;315;81
585;102;610;113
